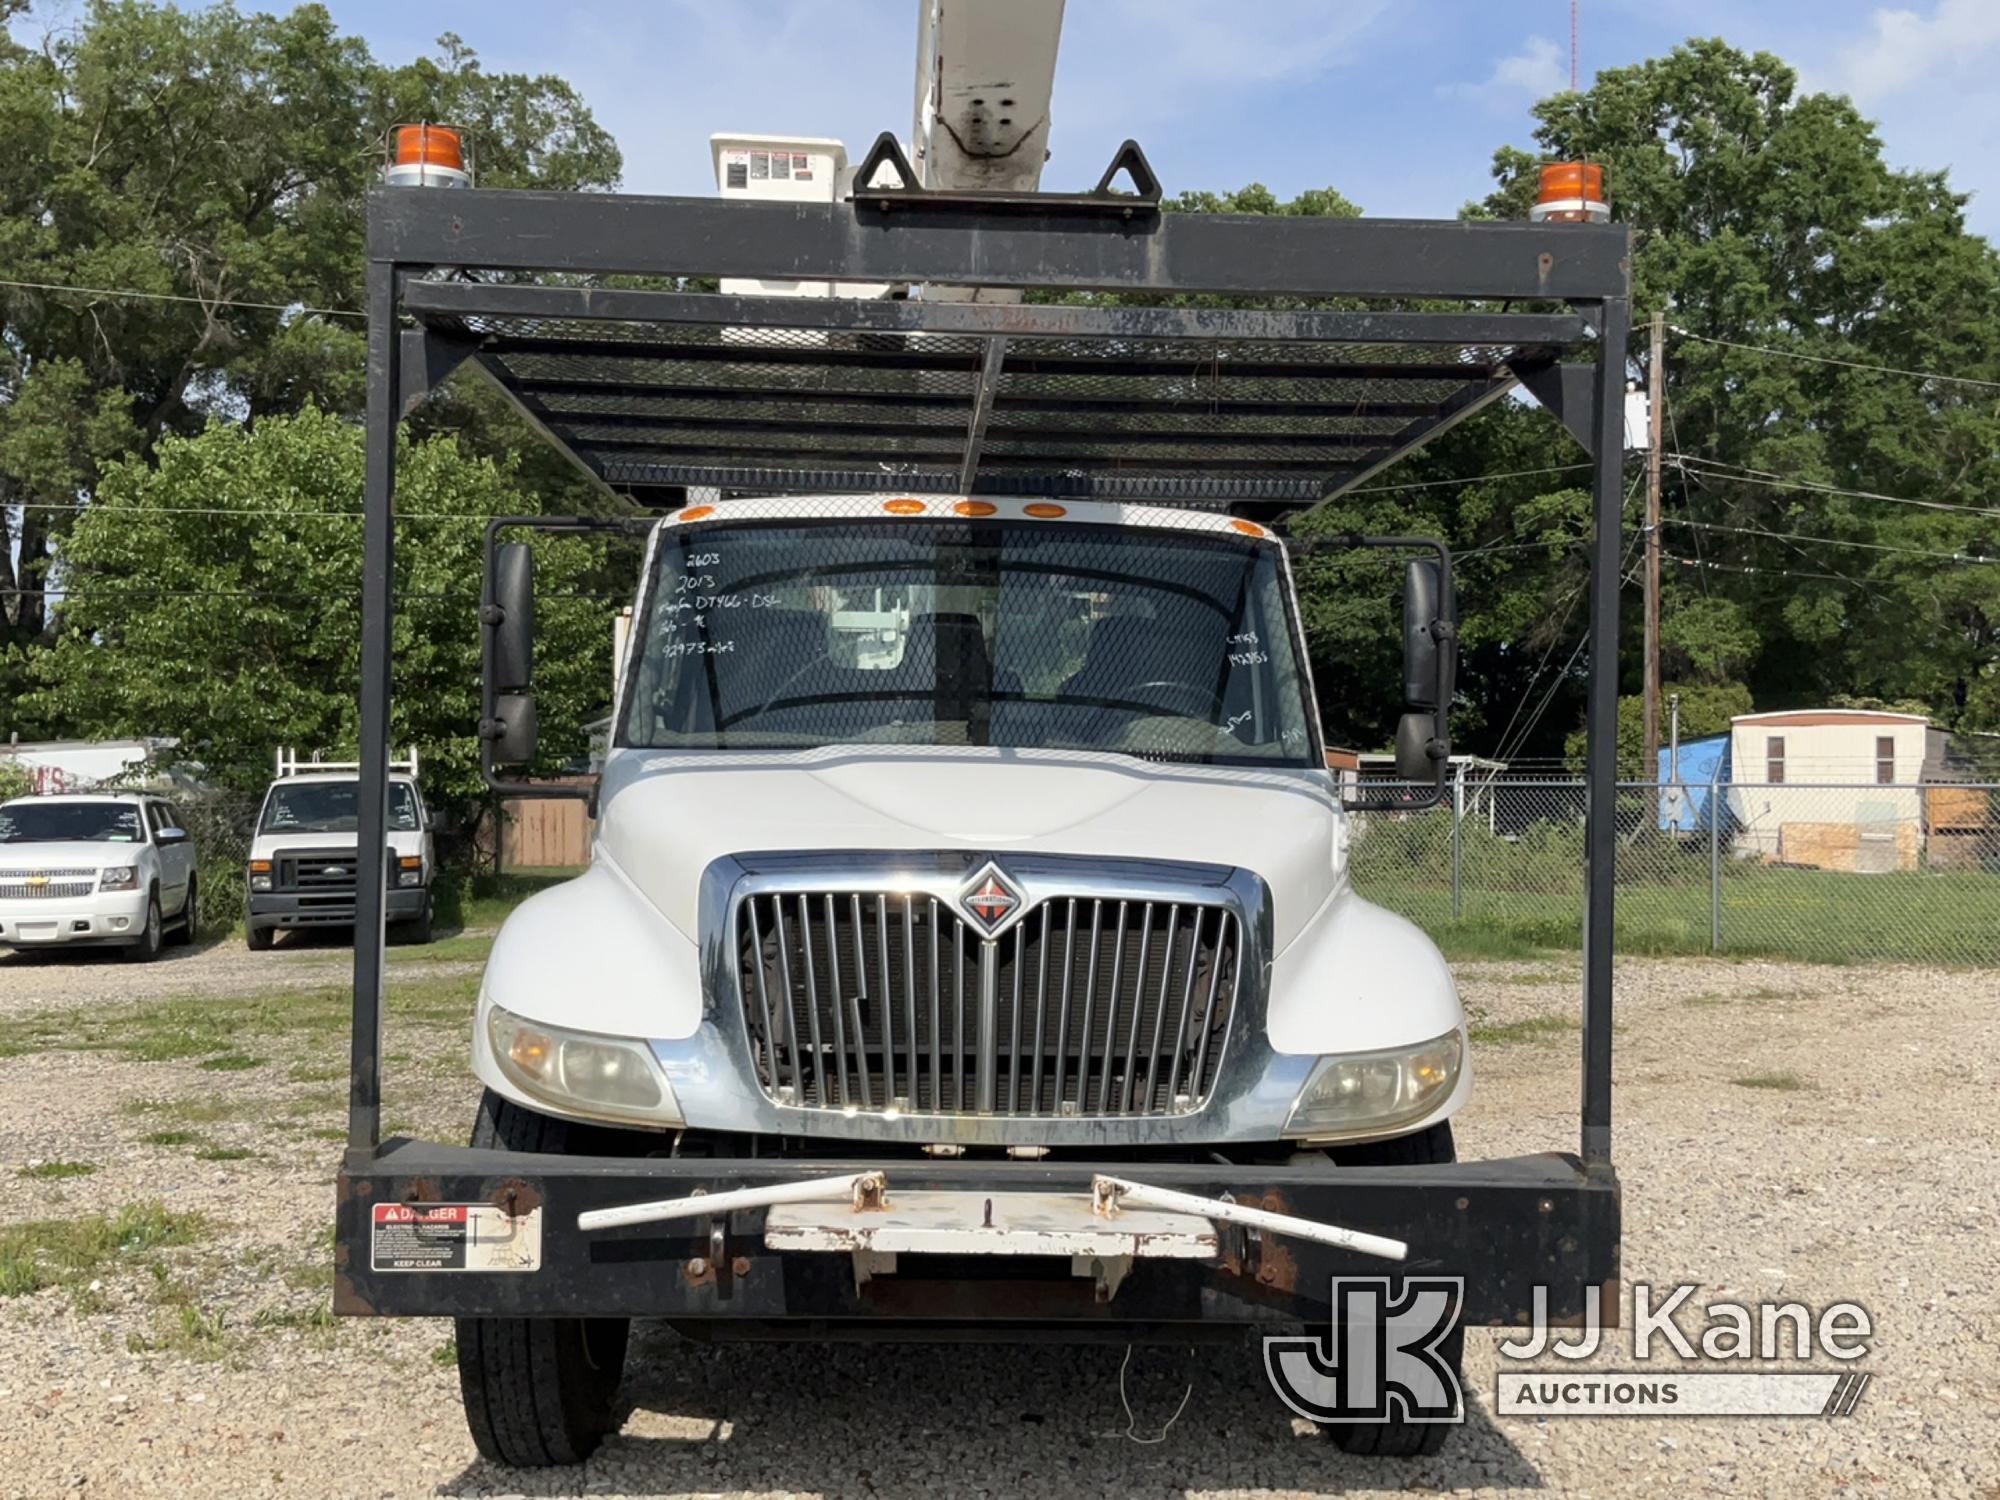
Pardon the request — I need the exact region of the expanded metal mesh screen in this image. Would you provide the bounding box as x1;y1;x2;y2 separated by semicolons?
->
418;308;1546;504
1348;778;2000;967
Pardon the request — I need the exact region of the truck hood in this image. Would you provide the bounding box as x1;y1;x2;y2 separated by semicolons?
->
596;746;1344;950
0;841;147;870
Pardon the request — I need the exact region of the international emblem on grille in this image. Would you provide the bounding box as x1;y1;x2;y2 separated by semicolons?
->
960;863;1021;934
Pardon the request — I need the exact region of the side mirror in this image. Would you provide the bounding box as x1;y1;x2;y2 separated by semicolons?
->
157;827;189;846
488;693;539;767
1403;558;1441;709
491;543;535;694
1395;712;1436;781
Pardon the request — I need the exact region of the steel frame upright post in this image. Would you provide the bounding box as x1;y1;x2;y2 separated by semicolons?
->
1580;296;1629;1170
348;258;401;1163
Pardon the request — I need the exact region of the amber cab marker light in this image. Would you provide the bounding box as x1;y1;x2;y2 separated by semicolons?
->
884;498;927;515
1023;502;1067;519
676;505;715;522
1229;518;1268;539
953;500;999;517
384;123;471;189
1529;161;1609;224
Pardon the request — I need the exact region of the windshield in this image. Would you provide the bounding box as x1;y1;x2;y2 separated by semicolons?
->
260;781;420;834
622;519;1316;766
0;801;143;844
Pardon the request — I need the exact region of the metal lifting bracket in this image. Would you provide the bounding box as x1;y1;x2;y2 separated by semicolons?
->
851;132;1162;216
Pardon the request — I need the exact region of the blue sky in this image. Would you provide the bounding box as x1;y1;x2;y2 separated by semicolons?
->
13;1;2000;236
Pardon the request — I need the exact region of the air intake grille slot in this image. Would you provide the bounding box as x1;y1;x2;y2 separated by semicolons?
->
735;891;1240;1118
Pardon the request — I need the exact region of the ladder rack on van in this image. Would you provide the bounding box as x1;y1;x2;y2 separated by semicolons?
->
275;747;419;779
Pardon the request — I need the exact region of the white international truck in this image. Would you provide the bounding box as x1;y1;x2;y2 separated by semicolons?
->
244;749;434;949
335;3;1630;1468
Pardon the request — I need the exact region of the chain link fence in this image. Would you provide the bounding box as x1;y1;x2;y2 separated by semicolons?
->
1349;776;2000;967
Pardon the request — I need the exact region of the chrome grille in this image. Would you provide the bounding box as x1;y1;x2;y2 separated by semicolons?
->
0;869;97;900
735;890;1241;1117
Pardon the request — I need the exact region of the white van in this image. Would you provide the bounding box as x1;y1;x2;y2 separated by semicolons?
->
244;750;433;950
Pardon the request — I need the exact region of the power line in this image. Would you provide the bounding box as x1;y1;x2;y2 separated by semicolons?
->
1335;462;1595;498
1664;517;1998;565
1670;455;2000;520
8;502;505;524
1662;552;1886;589
1667;324;2000;392
0;276;363;321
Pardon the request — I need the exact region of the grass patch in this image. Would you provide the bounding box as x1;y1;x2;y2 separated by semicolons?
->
0;972;477;1066
123;1096;242;1125
286;1063;346;1084
0;1202;205;1298
432;1337;457;1367
255;1302;336;1334
195;1053;263;1072
192;1145;257;1162
139;1129;201;1147
19;1160;97;1181
386;930;494;966
1732;1070;1809;1091
1469;1014;1579;1045
1361;861;2000;967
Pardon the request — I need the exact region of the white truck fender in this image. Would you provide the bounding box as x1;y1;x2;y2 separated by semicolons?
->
481;858;703;1041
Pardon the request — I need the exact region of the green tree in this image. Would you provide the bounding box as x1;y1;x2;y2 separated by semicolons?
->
1479;38;2000;739
0;1;623;675
24;408;611;827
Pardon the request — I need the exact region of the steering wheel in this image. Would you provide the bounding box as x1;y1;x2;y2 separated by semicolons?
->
736;649;838;727
1129;679;1228;719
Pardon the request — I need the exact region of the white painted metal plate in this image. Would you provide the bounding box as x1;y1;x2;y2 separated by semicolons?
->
764;1190;1216;1258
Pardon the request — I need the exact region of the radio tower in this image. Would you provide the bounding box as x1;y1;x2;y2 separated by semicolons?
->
1570;0;1580;91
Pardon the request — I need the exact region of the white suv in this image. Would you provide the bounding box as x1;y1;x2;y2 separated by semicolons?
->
0;793;199;961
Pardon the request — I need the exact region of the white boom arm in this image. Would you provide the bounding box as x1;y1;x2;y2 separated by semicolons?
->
912;0;1066;194
911;0;1066;305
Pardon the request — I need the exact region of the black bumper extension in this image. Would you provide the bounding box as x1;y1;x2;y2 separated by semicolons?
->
336;1144;1618;1328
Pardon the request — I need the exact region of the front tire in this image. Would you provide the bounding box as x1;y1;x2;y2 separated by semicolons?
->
173;878;199;946
123;893;163;963
1320;1121;1464;1459
244;921;274;952
456;1090;629;1467
394;895;434;946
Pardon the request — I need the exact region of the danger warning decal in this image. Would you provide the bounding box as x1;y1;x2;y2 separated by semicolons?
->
370;1202;542;1273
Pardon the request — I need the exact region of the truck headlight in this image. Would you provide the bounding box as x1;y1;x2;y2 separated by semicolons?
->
396;856;423;888
98;866;139;892
1283;1030;1463;1142
248;859;272;893
486;1001;681;1126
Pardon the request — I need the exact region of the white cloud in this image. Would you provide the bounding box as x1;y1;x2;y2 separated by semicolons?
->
1825;0;2000;103
1439;35;1568;112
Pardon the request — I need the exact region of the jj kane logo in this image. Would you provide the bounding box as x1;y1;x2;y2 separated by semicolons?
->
960;863;1022;935
1264;1278;1466;1426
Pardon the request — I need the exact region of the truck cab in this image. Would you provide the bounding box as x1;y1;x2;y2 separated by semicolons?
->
245;750;433;949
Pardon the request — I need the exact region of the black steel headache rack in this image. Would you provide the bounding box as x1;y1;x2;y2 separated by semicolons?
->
339;174;1630;1322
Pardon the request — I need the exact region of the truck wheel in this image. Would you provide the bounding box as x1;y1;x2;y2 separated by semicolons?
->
1320;1121;1463;1458
396;896;434;946
245;922;274;952
123;894;163;963
456;1090;628;1467
174;878;199;946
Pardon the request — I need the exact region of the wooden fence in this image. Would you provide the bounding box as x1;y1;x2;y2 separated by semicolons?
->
499;792;594;870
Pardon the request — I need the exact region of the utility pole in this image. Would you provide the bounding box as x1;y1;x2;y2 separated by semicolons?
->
1642;310;1664;782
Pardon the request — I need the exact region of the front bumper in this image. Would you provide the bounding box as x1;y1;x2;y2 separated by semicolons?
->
335;1143;1618;1328
0;890;149;947
249;887;427;929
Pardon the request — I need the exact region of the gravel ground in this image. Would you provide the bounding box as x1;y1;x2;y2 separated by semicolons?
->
0;951;1994;1498
0;932;484;1016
